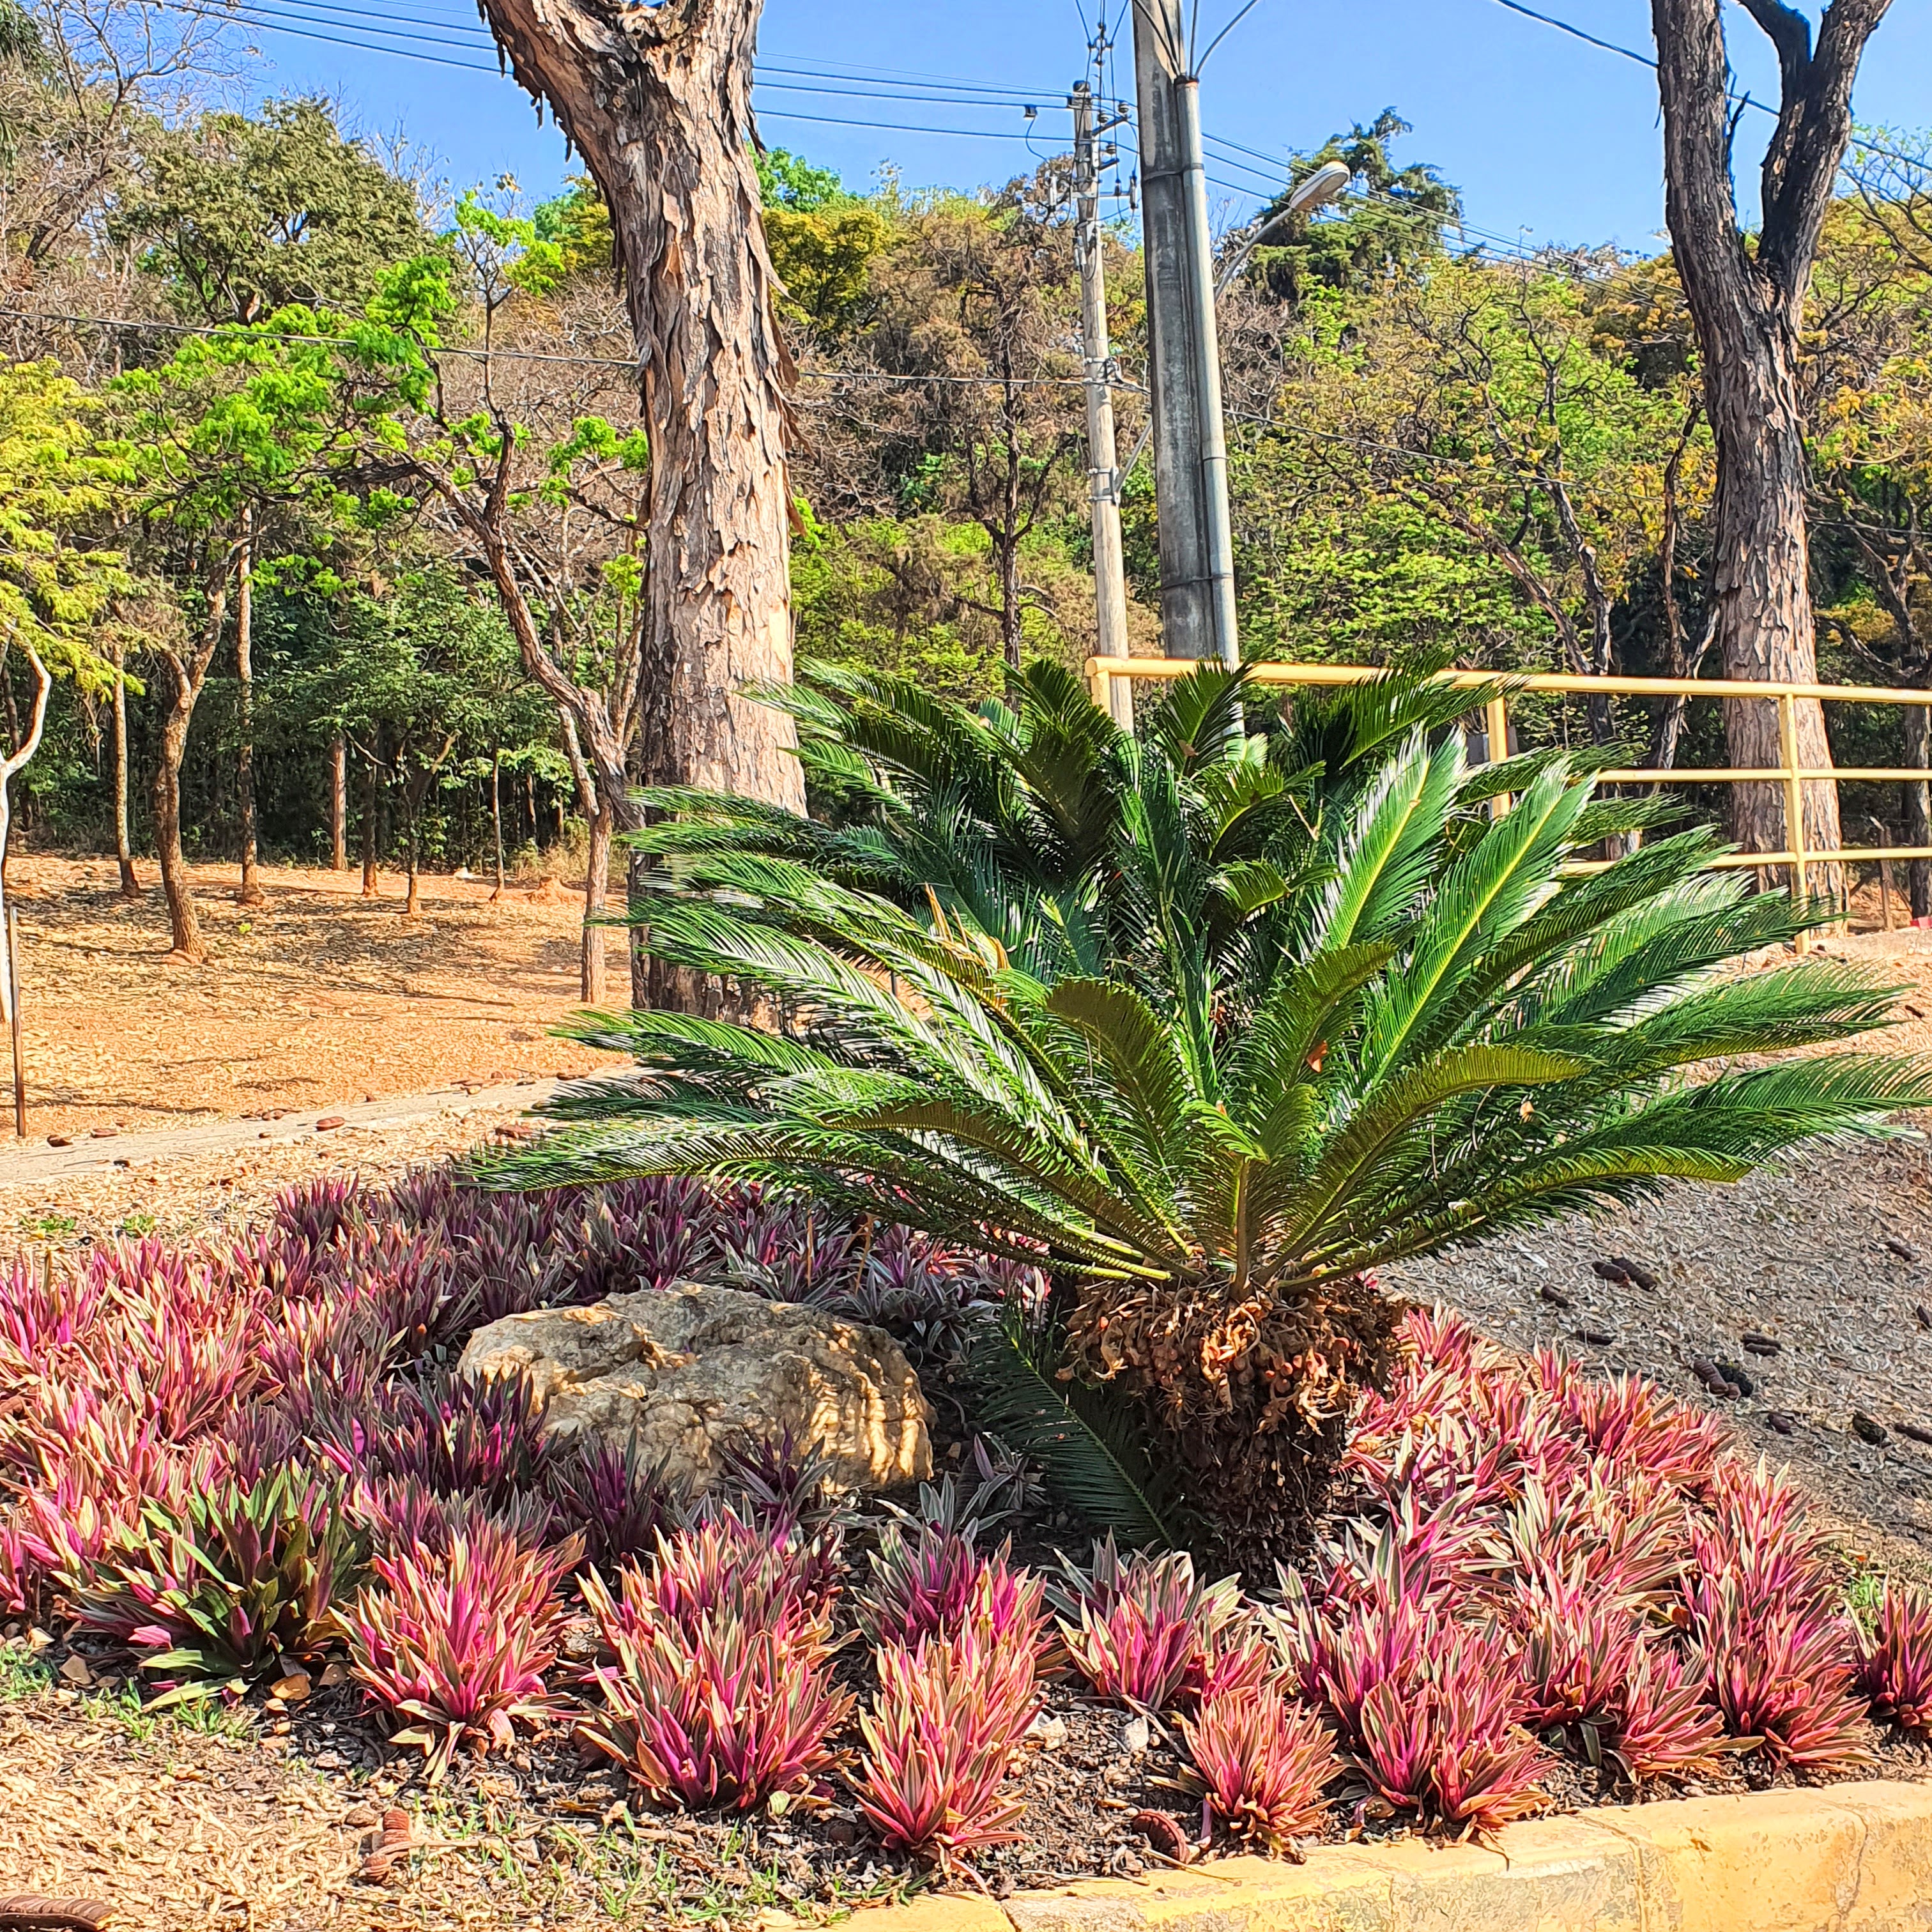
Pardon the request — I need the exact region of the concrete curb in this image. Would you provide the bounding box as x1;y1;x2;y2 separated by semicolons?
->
873;1781;1932;1932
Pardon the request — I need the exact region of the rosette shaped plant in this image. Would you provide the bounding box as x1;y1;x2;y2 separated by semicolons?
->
490;663;1931;1557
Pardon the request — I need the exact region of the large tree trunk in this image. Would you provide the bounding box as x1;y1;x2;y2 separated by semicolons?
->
475;0;803;813
112;640;139;899
234;511;263;905
1650;0;1890;886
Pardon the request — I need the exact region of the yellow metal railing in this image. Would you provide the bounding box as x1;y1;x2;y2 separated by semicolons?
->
1085;657;1932;942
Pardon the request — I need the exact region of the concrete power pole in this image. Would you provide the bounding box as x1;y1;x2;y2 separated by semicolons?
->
1131;0;1238;667
1071;79;1131;719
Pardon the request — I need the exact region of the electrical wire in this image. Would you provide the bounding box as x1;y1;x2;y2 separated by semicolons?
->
0;303;1143;387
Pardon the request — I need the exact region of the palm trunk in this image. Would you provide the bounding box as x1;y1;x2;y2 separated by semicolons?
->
474;0;803;815
112;640;138;898
330;735;348;871
235;510;263;905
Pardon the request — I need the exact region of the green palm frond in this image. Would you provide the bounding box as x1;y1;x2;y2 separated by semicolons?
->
961;1294;1187;1549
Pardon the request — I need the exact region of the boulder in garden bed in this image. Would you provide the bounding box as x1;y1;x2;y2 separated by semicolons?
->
458;1281;931;1496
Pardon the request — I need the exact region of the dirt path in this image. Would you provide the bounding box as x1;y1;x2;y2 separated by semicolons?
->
0;852;615;1143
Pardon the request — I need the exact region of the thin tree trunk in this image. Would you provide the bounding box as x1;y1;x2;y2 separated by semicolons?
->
152;573;231;963
490;747;505;900
330;735;347;871
234;510;263;905
112;640;138;898
403;775;422;917
999;533;1023;670
474;0;804;816
1907;705;1931;919
560;712;607;1004
360;733;380;898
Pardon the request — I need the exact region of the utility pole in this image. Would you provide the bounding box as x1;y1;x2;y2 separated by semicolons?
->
1131;0;1238;666
1071;73;1131;719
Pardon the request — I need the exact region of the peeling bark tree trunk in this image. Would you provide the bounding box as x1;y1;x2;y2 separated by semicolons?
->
475;0;804;816
1650;0;1890;882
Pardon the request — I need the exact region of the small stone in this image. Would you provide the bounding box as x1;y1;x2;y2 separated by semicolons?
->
1766;1411;1797;1435
1852;1411;1890;1446
44;1134;69;1147
1574;1325;1616;1346
26;1627;50;1653
1715;1360;1755;1397
1888;1239;1919;1262
824;1817;857;1848
1591;1259;1631;1286
1918;1305;1932;1331
1610;1255;1660;1291
89;1127;116;1139
1896;1421;1932;1446
315;1115;346;1131
57;1653;93;1686
1121;1714;1149;1755
1741;1331;1782;1356
1538;1284;1573;1309
1027;1712;1068;1751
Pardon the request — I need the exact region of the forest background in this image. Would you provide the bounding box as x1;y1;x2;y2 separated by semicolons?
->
6;0;1932;976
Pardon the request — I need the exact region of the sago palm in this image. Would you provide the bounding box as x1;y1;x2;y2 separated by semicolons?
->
498;678;1929;1558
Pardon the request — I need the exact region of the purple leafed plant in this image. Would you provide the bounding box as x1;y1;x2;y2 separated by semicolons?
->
1857;1583;1932;1735
1696;1592;1873;1770
852;1615;1041;1869
344;1519;580;1781
1613;1641;1728;1781
1054;1537;1240;1714
578;1567;851;1811
1350;1618;1547;1836
548;1433;688;1574
1181;1689;1338;1851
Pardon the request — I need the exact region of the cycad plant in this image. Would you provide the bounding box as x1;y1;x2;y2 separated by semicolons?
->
494;664;1929;1560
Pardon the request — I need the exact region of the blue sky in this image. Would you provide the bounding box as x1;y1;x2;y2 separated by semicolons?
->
235;0;1931;256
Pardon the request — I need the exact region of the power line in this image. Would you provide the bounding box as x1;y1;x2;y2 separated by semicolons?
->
0;303;1141;388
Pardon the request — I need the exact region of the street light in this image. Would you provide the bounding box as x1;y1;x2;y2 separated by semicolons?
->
1214;159;1352;297
1112;157;1354;502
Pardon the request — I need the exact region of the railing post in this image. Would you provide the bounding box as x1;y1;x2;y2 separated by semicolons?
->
1777;690;1811;955
1485;695;1510;819
1086;657;1109;710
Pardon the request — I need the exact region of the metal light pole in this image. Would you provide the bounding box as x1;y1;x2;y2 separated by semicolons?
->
1073;79;1132;709
1130;0;1352;667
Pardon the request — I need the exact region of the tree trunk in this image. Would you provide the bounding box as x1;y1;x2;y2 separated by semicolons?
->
402;774;423;917
360;734;380;898
1650;0;1891;884
475;0;804;813
234;511;263;905
152;579;230;963
998;531;1023;671
584;804;611;1005
560;712;607;1003
330;735;348;871
491;747;505;900
1907;705;1931;919
112;640;139;898
154;690;204;962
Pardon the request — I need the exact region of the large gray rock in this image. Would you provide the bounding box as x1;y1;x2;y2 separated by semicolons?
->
457;1282;931;1495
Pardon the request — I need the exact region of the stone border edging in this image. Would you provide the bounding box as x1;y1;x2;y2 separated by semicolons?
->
875;1780;1932;1932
